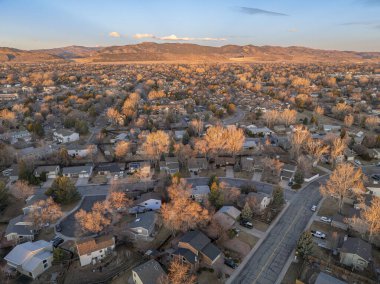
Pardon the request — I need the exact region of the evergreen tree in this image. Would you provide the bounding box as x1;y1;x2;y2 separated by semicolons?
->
294;171;304;185
296;231;314;259
45;176;81;204
241;202;253;221
272;186;285;208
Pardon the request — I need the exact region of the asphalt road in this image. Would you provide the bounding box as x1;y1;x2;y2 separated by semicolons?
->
59;195;106;238
229;176;327;284
223;107;246;126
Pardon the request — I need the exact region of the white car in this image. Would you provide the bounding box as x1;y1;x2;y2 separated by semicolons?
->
311;205;317;212
354;160;362;165
311;230;326;239
320;216;332;223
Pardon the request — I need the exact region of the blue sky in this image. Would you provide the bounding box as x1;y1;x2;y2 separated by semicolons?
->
0;0;379;51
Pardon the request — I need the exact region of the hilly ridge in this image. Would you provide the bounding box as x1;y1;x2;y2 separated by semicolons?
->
1;42;379;63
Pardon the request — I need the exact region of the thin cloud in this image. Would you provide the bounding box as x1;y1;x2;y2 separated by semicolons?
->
133;33;226;41
238;7;288;16
340;21;375;26
109;31;121;38
288;29;298;33
133;33;154;39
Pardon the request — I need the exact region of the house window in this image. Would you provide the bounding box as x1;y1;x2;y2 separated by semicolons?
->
44;263;48;269
43;259;47;263
144;203;148;205
99;250;103;253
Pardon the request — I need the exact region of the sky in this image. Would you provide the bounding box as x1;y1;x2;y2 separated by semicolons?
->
0;0;379;51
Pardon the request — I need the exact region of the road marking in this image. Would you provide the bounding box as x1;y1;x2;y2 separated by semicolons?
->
252;206;305;283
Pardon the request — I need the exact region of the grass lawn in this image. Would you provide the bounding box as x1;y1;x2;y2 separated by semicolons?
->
0;196;24;222
198;271;222;284
234;171;252;180
281;262;302;284
317;197;339;217
253;219;270;232
37;227;56;241
237;231;259;248
199;168;226;178
89;175;108;184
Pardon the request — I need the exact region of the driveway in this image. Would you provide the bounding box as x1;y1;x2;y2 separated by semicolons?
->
76;177;89;186
59;195;106;238
226;166;234;178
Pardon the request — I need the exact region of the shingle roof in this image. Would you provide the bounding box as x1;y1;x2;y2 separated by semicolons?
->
76;235;115;256
173;248;197;264
340;237;372;262
179;230;210;252
127;211;156;230
5;215;34;237
132;259;166;284
201;242;221;262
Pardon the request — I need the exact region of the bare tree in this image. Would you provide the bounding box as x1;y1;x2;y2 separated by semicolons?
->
361;197;380;242
143;131;170;166
320;163;365;213
281;109;297;127
290;125;311;159
365;116;379;131
189;118;204;137
224;126;245;157
305;139;329;167
330;138;346;167
163;258;197;284
161;178;209;234
115;141;131;159
263;110;279;128
10;180;35;200
344;114;354;128
27;197;62;230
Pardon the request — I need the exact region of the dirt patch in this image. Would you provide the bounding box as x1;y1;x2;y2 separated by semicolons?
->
281;262;302;284
198;270;223;284
218;237;251;259
236;231;258;248
252;220;270;232
234;171;252;180
199;168;225;178
318;197;339;217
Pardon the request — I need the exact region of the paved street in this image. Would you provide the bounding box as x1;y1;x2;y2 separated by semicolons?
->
222;107;246;126
229;176;327;284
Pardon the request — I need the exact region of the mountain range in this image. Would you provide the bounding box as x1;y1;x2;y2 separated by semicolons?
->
1;42;380;63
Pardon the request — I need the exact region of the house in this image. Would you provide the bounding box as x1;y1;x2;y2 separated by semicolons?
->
246;125;273;136
241;157;254;172
0;93;18;101
178;231;222;266
369;148;380;159
34;165;60;179
171;247;199;270
132;259;167;284
213;206;241;230
67;144;97;158
53;129;79;143
188;157;208;173
174;130;186;140
0;130;31;144
191;185;210;203
129;192;162;214
366;183;380;197
76;235;115;267
127;211;157;240
96;163;124;179
128;161;151;177
16;146;54;160
323;125;342;133
243;138;257;149
280;164;297;181
215;156;235;167
62;165;93;178
331;214;348;231
315;272;347;284
4;240;53;279
2;164;19;181
247;192;272;212
5;215;35;243
339;237;372;270
160;157;180;175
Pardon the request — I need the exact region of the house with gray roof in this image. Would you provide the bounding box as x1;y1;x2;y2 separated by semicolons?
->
315;272;347;284
62;165;93;178
178;230;222;266
4;240;53;279
191;185;210;203
339;237;372;270
127;211;157;240
34;165;60;179
53;129;79;143
132;259;166;284
5;215;35;243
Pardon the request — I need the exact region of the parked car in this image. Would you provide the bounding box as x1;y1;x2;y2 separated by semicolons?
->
311;205;317;212
240;219;253;229
311;230;326;239
55;224;62;232
320;216;332;223
354;160;362;165
51;237;64;248
224;258;238;269
371;174;380;181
